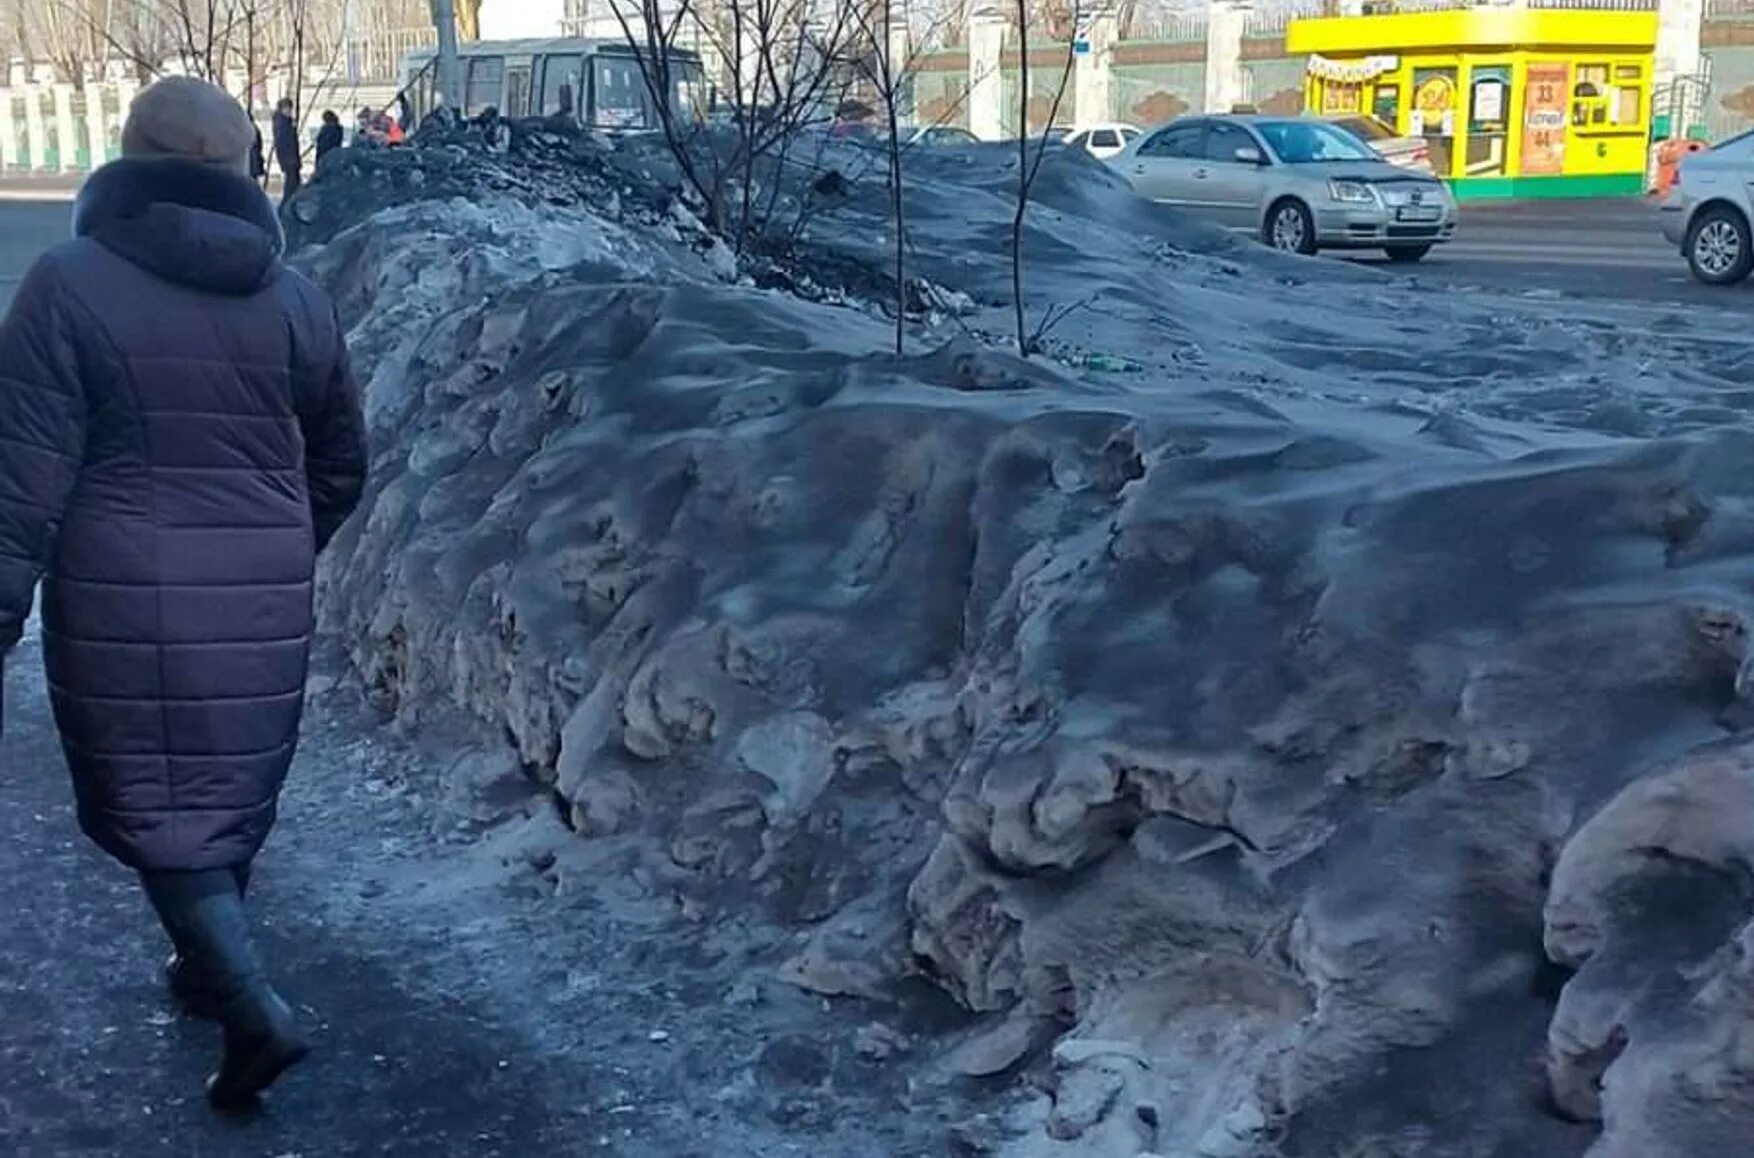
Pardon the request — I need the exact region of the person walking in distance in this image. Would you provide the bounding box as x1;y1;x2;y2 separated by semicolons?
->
314;109;343;167
0;77;367;1110
249;121;267;186
271;97;302;203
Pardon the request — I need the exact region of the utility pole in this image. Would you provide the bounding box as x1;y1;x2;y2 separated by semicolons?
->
429;0;462;111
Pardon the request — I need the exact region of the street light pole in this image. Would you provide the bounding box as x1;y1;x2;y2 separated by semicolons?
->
429;0;463;112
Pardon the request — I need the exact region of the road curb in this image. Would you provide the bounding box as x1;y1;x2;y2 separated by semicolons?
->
0;187;79;203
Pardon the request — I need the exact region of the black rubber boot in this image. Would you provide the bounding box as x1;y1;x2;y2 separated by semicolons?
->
140;869;308;1111
164;950;225;1019
160;861;253;1020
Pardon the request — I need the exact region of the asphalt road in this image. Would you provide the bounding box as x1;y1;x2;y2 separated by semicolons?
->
1353;196;1724;306
0;201;71;312
0;194;1730;317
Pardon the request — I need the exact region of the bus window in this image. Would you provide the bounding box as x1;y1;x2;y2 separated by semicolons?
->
675;61;706;122
592;55;647;129
539;55;583;117
506;64;532;117
465;56;504;116
408;61;435;121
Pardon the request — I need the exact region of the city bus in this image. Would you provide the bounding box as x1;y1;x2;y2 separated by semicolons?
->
400;37;707;130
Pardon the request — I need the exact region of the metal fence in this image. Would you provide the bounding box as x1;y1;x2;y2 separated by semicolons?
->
1360;0;1655;10
1126;13;1212;41
1244;8;1319;36
339;26;436;84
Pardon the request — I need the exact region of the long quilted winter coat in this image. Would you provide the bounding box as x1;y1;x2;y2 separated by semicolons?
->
0;158;367;871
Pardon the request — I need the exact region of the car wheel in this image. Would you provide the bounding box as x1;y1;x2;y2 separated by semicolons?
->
1384;244;1432;263
1686;206;1754;285
1265;199;1317;256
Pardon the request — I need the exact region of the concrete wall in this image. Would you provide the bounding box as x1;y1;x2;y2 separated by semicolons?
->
1703;10;1754;137
1240;52;1306;115
913;51;973;129
999;49;1079;136
974;7;1305;137
1111;59;1207;124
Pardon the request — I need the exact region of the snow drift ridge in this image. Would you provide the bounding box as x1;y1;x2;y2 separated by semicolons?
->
294;128;1754;1158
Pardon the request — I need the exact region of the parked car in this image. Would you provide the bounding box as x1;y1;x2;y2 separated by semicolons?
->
909;125;981;147
1660;129;1754;284
1063;123;1142;160
1326;113;1435;174
1112;114;1458;261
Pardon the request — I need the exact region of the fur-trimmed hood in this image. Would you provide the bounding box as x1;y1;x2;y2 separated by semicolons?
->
74;157;285;295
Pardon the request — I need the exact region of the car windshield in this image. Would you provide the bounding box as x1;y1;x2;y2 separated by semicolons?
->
1256;120;1379;163
1710;128;1754;152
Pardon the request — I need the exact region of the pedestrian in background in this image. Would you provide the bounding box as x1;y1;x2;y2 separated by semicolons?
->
271;96;302;203
355;105;381;147
0;76;366;1111
315;109;343;166
249;121;266;186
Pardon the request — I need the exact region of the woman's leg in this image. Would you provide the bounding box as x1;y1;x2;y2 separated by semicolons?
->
138;869;307;1109
161;861;253;1017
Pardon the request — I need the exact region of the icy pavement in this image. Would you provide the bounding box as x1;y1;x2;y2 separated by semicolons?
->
0;629;961;1156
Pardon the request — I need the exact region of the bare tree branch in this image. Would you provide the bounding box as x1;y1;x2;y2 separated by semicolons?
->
1010;0;1076;357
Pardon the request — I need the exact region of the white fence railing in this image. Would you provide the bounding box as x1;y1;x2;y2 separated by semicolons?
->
1127;13;1213;41
339;27;437;84
1361;0;1655;10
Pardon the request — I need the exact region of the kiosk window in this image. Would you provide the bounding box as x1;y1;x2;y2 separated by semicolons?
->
1571;63;1610;127
1616;87;1641;125
1372;84;1401;128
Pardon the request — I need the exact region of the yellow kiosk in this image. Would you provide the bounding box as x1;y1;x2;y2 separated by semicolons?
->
1285;7;1657;199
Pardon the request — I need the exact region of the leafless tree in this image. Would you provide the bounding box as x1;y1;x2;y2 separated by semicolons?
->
29;0;121;82
847;0;909;354
610;0;860;253
1010;0;1076;357
851;0;973;355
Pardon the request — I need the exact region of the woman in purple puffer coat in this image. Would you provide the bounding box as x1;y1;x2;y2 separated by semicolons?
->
0;76;367;1110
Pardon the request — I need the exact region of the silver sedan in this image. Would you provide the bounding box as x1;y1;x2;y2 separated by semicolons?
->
1112;114;1459;262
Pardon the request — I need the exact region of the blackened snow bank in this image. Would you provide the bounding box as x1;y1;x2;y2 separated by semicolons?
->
293;134;1754;1158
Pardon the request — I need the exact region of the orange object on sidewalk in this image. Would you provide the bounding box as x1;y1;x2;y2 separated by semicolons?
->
1652;137;1707;197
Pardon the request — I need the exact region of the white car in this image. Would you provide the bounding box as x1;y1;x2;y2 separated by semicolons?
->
909;125;980;148
1661;130;1754;284
1063;123;1141;160
1326;114;1435;174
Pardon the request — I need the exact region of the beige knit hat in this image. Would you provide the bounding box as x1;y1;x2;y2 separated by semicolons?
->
121;76;256;174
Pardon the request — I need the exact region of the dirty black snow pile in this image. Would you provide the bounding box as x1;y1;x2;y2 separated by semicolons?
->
290;132;1754;1158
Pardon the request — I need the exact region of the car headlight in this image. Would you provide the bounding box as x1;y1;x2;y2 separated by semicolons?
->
1328;179;1376;204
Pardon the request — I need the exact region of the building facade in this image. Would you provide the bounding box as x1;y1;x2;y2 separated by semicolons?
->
1;0;1743;191
1288;7;1660;198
